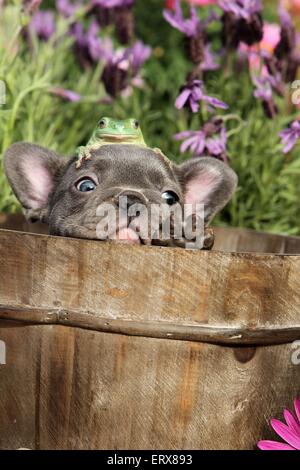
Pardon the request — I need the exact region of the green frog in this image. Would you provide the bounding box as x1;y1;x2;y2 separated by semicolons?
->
76;117;147;169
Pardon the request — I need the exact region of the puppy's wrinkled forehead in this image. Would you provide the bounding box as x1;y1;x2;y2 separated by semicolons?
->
67;144;178;188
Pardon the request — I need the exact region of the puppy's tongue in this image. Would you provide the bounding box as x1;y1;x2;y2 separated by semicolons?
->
113;228;141;245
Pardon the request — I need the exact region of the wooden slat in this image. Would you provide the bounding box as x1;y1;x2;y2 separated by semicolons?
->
0;305;300;345
213;226;300;254
1;228;300;327
0;324;299;449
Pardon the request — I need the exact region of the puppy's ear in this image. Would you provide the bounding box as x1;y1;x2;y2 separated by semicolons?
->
175;157;237;225
4;142;68;222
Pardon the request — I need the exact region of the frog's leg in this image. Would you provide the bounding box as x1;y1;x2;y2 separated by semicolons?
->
153;147;167;158
89;141;102;152
203;226;215;250
75;146;92;169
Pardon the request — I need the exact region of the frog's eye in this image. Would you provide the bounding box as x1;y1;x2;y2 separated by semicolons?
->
98;118;107;129
132;120;139;129
76;178;97;192
161;191;179;205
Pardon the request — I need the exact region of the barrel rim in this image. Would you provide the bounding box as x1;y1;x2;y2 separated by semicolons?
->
1;226;300;258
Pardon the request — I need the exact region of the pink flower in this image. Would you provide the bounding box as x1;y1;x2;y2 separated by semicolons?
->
49;87;81;102
165;0;175;9
260;23;281;53
239;22;280;68
290;0;300;14
238;22;281;81
187;0;216;5
258;399;300;450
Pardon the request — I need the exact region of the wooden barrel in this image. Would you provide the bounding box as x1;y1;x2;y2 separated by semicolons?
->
0;214;299;450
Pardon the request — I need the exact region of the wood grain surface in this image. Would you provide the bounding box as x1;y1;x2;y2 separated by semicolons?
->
0;216;299;449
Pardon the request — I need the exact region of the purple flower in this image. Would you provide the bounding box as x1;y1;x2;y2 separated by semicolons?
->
175;80;228;113
103;40;151;74
92;0;134;7
164;1;218;66
275;5;295;57
274;6;300;82
163;0;202;37
72;20;113;68
219;0;263;48
251;67;283;118
30;10;55;40
56;0;82;17
49;87;81;102
101;40;151;96
94;0;135;44
200;44;219;71
174;118;228;162
253;76;273;102
86;21;113;61
218;0;262;21
278;5;293;31
102;49;130;97
125;40;151;76
279;121;300;154
252;80;277;118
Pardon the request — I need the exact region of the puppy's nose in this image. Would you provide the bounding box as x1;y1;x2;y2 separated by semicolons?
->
114;190;147;210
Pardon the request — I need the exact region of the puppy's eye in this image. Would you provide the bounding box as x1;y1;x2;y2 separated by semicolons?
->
132;120;139;129
76;178;97;192
161;191;179;205
98;118;107;129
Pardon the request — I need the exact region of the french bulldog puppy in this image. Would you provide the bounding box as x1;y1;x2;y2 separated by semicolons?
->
4;142;237;248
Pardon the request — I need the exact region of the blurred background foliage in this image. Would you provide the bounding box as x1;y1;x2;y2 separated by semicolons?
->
1;0;300;235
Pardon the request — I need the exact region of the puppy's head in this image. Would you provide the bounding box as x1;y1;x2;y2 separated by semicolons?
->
4;142;237;246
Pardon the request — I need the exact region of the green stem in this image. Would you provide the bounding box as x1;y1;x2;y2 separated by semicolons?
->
2;83;50;151
0;25;22;70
